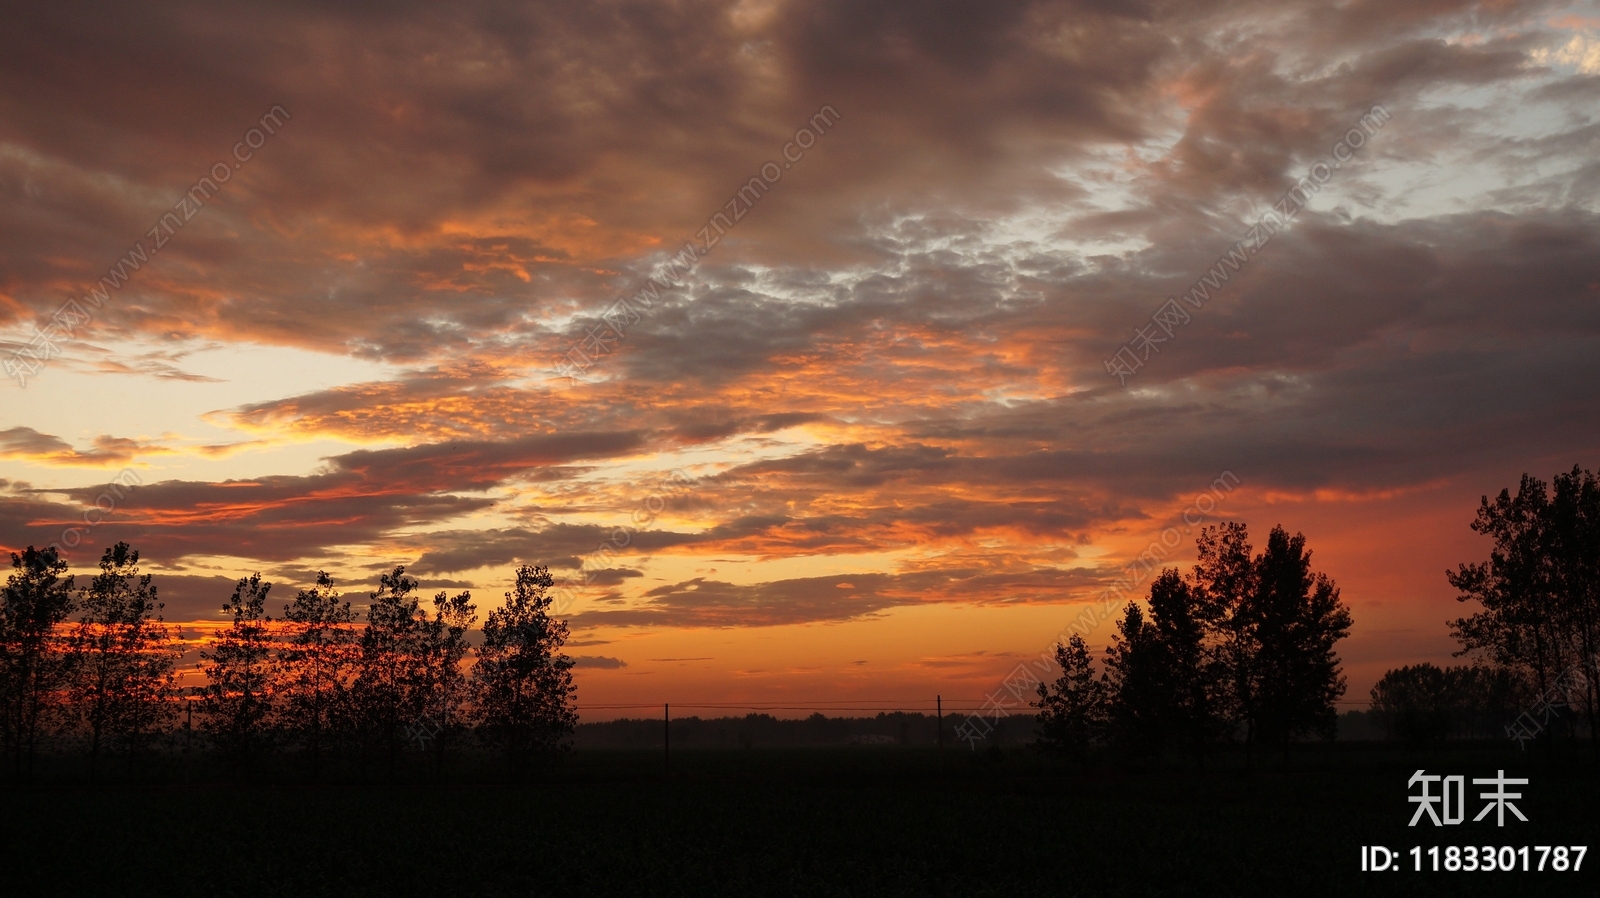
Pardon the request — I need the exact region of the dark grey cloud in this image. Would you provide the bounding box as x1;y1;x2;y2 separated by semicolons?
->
0;431;646;564
94;199;1600;580
5;0;1582;399
1530;73;1600;105
141;573;256;622
570;572;911;628
569;565;1105;629
408;525;703;575
0;0;1253;360
0;427;167;466
330;430;646;492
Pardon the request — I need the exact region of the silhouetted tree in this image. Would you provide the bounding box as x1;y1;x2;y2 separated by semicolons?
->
416;588;476;775
1032;633;1106;760
0;546;75;779
1189;523;1258;751
350;566;427;779
276;571;356;778
1450;466;1600;748
1149;569;1226;759
1104;600;1168;757
472;565;576;775
1100;571;1229;761
69;543;177;780
1091;524;1352;764
1250;526;1352;753
1546;466;1600;743
198;573;276;766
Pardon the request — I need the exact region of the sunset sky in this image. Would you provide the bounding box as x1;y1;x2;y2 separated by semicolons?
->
3;0;1600;717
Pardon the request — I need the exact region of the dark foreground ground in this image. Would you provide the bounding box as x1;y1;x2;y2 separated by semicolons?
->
3;744;1597;897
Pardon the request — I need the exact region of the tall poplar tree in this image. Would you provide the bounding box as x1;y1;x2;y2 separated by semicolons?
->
1190;522;1257;743
472;565;576;775
1;546;75;779
350;566;427;779
70;543;177;780
1032;633;1106;760
1450;466;1600;749
277;572;357;778
198;573;276;766
1249;526;1352;752
417;589;476;775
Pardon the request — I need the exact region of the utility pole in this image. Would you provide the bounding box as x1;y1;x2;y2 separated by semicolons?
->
936;695;943;754
664;702;670;775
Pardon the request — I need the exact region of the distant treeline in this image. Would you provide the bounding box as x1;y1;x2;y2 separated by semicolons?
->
576;712;1038;750
579;710;1508;749
1367;664;1532;743
0;544;576;782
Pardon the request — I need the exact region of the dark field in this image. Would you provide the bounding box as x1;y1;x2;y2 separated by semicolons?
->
3;745;1597;897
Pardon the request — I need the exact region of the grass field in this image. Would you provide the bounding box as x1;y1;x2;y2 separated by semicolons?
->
3;744;1597;897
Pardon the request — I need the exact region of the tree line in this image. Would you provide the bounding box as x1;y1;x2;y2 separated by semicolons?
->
0;543;576;782
1032;522;1354;764
13;467;1593;779
1366;465;1600;748
1032;465;1600;760
573;711;1034;750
